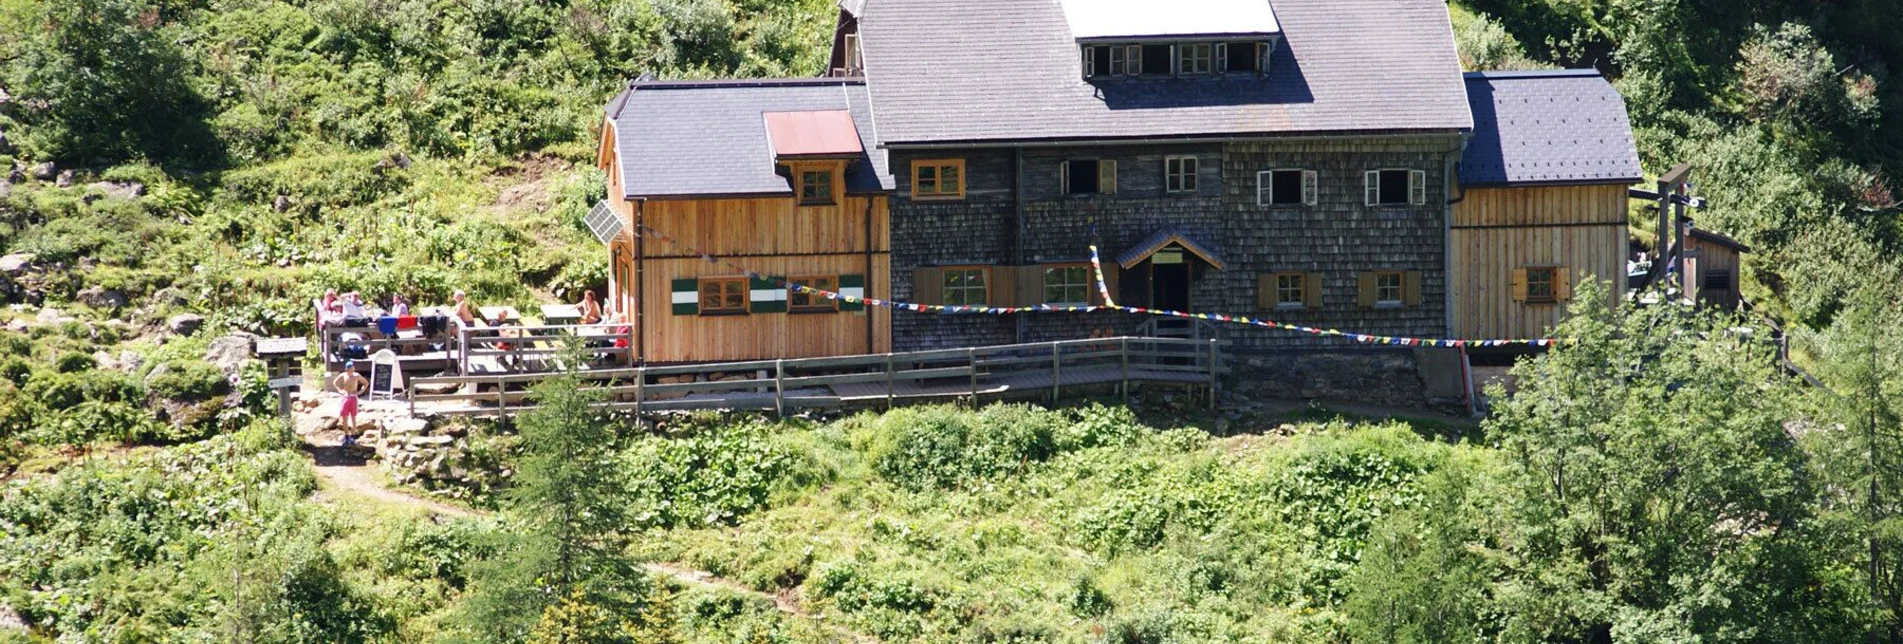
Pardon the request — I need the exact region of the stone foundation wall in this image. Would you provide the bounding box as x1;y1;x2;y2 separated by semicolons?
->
1224;347;1467;412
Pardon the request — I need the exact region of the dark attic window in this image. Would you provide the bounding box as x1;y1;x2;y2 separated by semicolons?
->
1225;42;1261;73
1141;45;1172;76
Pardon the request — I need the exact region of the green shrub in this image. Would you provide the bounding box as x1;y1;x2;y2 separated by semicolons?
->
54;351;95;373
0;356;34;386
869;404;1059;490
146;360;230;401
1055;403;1147;451
623;420;807;529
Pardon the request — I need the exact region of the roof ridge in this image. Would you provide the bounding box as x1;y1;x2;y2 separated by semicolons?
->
1464;69;1605;80
628;77;867;91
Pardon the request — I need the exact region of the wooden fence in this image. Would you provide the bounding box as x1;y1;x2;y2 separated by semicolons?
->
406;336;1225;418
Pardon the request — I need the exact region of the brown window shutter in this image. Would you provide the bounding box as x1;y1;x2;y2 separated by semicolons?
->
1404;271;1423;306
1256;274;1275;310
1357;272;1376;308
1097;263;1120;305
1555;268;1573;301
913;267;942;305
1016;265;1043;306
1509;268;1528;303
988;266;1017;308
1304;273;1323;309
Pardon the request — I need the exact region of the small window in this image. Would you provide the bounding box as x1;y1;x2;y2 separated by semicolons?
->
699;278;748;315
1111;45;1138;75
789;275;838;312
1165;156;1198;193
1275;273;1305;308
1525;267;1558;304
942;268;989;306
1374;271;1404;305
1083;46;1112;77
1703;269;1733;291
1063;159;1115;195
1043;266;1091;305
1365;169;1427;206
1224;41;1261;72
1177;43;1211;75
912;159;964;199
1141;44;1172;75
1256;169;1311;206
800;170;834;205
843;34;863;74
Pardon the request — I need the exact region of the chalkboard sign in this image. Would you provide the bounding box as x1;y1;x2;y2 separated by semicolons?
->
369;349;401;401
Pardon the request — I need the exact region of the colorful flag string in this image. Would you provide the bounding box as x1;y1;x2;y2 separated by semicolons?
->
629;222;1559;347
1086;246;1559;348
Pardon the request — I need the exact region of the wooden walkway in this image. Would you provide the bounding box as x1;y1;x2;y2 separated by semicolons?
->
405;337;1225;417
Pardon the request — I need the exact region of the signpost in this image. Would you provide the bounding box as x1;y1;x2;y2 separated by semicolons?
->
369;349;401;401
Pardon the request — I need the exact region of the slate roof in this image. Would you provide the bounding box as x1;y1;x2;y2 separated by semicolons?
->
605;78;891;199
1060;0;1280;41
855;0;1471;145
1460;70;1643;187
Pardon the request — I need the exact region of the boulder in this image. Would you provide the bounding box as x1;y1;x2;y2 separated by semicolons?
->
0;253;32;276
86;181;145;200
385;417;430;436
5;167;21;184
166;313;204;336
411;434;455;447
273;195;291;212
27;162;53;181
202;333;258;376
35;307;71;324
54;169;74;188
117;350;144;373
76;286;128;310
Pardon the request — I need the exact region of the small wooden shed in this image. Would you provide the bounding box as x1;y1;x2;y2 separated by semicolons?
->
1683;226;1749;309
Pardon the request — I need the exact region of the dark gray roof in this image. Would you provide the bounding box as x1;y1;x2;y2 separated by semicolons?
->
606;78;891;199
855;0;1472;145
1460;70;1642;187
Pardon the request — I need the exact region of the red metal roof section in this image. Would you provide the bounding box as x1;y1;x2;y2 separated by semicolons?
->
763;110;864;159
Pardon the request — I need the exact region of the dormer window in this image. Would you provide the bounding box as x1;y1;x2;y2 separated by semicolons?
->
1065;0;1278;80
1083;40;1275;79
1177;43;1211;75
800;169;835;205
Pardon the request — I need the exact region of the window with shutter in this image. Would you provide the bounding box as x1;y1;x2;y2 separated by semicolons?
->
942;268;989;306
1524;267;1558;304
1409;170;1427;205
1369;169;1411;205
788;275;838;313
1257;169;1305;206
1043;266;1091;305
1301;170;1318;205
698;278;748;315
1099;160;1117;194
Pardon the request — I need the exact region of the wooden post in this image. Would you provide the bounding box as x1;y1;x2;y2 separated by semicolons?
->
773;359;785;417
634;367;645;415
967;348;978;403
1207;338;1218;411
495;376;508;419
885;354;895;410
1051;342;1061;404
457;325;469;375
1120;337;1130;404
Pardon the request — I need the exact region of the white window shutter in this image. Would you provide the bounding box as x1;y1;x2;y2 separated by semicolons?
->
1100;160;1117;194
1256;171;1272;206
1081;46;1092;78
1364;171;1379;206
1215;43;1228;72
1409;170;1427;205
1302;170;1318;206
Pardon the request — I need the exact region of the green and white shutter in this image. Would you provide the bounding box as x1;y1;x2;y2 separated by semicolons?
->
671;278;698;315
839;275;865;312
750;276;787;313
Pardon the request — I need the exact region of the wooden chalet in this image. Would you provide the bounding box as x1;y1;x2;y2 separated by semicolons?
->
595;78;891;364
1450;70;1643;341
593;0;1652;405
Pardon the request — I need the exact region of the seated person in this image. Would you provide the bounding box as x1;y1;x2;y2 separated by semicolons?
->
320;289;344;326
389;293;411;317
452;290;480;328
578;290;603;325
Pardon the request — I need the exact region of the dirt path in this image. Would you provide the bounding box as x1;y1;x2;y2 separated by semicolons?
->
300;439;479;518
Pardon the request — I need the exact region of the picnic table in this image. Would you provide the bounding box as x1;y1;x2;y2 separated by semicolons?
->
478;305;521;325
540;304;582;326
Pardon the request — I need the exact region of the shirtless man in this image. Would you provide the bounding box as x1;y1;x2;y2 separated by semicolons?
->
452;290;478;327
578;290;603;325
332;362;369;440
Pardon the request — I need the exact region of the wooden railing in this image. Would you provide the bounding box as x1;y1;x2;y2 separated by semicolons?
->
457;323;635;373
407;336;1226;418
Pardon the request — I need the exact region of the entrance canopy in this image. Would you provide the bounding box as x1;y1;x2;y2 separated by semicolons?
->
1117;229;1226;271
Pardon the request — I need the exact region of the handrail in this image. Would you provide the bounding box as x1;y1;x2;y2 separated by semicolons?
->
407;336;1226;417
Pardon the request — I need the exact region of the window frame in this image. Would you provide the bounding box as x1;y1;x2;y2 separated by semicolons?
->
1273;272;1306;309
1373;271;1405;306
941;267;990;307
1256;168;1312;206
1165;155;1199;193
1524;266;1558;304
697;277;749;316
1703;269;1733;291
1042;264;1092;306
1063;159;1115;195
911;159;965;200
788;274;840;313
799;169;835;206
1177;42;1212;75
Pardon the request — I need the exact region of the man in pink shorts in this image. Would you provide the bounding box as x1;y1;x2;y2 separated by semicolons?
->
332;361;369;443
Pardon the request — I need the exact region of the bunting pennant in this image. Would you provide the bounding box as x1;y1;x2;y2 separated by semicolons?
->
628;222;1560;347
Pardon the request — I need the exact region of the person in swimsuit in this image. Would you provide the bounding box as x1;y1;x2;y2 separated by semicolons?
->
332;362;369;439
578;290;603;325
452;290;478;327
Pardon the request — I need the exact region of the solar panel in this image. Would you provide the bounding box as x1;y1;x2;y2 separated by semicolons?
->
583;200;623;244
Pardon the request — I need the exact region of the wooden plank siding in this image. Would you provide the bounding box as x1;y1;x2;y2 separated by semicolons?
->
607;194;891;364
1684;236;1742;309
1449;184;1628;340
